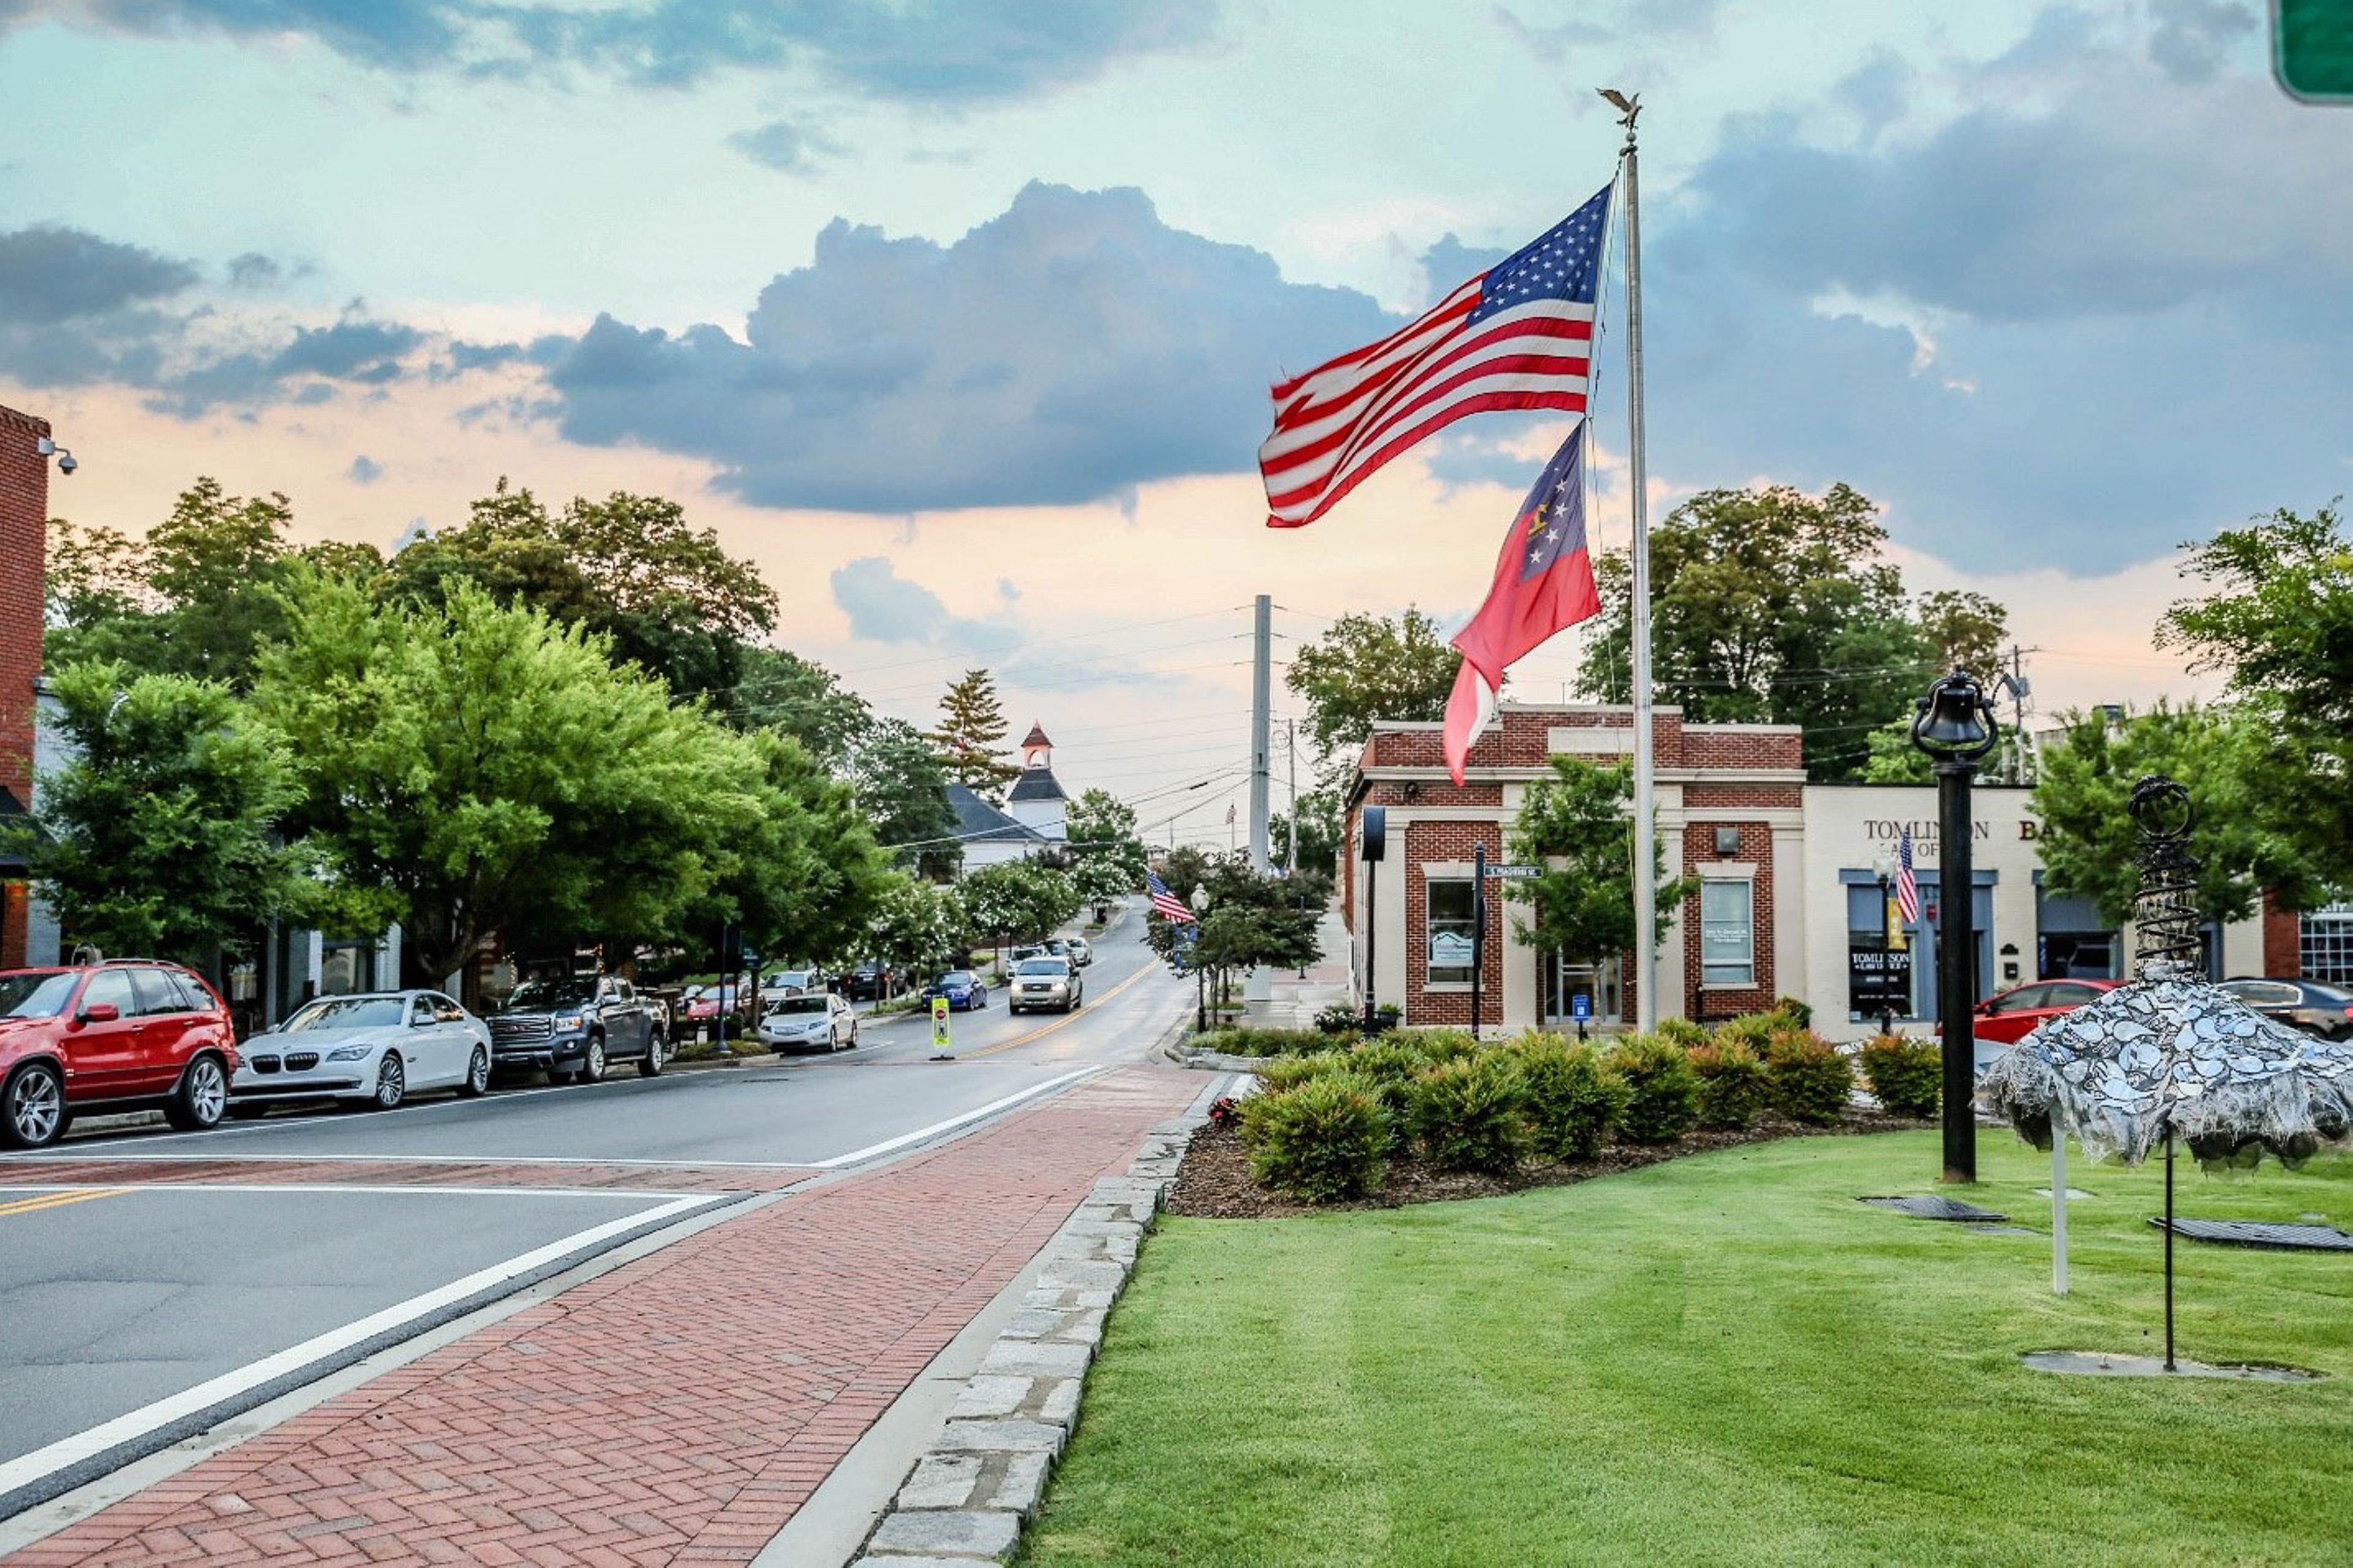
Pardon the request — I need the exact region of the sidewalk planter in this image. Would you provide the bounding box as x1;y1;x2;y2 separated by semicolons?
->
851;1103;1209;1567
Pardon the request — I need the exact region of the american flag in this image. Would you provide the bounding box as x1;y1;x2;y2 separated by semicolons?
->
1259;182;1612;529
1147;869;1195;924
1895;828;1921;926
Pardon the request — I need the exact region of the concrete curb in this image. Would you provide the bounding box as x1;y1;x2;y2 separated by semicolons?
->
1162;1043;1278;1072
846;1090;1211;1566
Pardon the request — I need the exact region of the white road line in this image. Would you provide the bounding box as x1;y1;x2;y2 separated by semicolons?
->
0;1150;821;1170
807;1066;1107;1168
0;1193;718;1502
0;1183;707;1200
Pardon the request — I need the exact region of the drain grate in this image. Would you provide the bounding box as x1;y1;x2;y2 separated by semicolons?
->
1859;1195;2010;1222
2151;1218;2353;1252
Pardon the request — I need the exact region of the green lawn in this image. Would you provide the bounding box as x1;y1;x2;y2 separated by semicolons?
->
1021;1134;2353;1567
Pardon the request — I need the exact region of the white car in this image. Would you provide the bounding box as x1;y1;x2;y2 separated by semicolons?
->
761;969;823;999
759;993;859;1053
231;990;493;1114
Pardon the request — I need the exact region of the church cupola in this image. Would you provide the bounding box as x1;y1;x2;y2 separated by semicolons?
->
1020;722;1053;771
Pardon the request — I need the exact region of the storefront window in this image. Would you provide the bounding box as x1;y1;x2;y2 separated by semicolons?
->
2302;904;2353;986
1845;882;1911;1021
1427;879;1475;983
1700;880;1754;986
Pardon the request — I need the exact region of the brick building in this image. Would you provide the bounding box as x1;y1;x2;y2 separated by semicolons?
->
1346;702;2273;1039
1;402;49;968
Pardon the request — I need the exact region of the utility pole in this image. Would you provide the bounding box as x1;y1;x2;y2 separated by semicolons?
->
1284;718;1298;878
1248;594;1272;874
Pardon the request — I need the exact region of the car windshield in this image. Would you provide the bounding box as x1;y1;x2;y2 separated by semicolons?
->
1017;959;1069;977
507;979;596;1009
283;996;407;1031
939;972;975;987
2300;982;2353;1005
0;971;77;1019
771;996;827;1015
765;971;814;988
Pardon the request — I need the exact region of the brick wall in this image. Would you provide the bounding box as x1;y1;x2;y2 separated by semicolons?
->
1681;819;1778;1020
1403;818;1507;1027
1;402;50;969
2262;888;2302;979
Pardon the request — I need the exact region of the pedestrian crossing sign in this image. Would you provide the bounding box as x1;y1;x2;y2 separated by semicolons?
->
931;996;952;1058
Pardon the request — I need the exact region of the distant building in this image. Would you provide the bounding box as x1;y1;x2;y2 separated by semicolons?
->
1;402;51;968
949;782;1046;871
1004;722;1070;843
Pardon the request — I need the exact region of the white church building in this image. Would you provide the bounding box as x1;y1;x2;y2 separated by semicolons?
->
950;722;1071;871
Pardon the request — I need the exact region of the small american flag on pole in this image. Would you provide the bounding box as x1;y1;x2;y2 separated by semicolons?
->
1148;869;1196;924
1895;828;1921;926
1258;182;1612;529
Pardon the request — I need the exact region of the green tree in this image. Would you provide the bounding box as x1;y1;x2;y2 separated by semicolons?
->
1506;756;1695;1022
380;480;778;701
854;717;958;873
960;858;1082;964
2161;501;2353;891
864;874;970;979
256;577;762;987
1141;851;1322;972
1066;787;1148;891
705;732;890;968
1286;609;1460;786
1581;484;1971;782
1859;717;1934;784
1271;787;1344;872
8;664;314;961
2030;703;2319;928
723;645;873;767
931;668;1018;790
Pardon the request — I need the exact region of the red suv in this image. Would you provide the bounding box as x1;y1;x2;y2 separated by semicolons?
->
0;961;240;1149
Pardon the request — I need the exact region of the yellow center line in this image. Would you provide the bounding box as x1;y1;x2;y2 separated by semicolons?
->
958;962;1162;1061
0;1188;130;1219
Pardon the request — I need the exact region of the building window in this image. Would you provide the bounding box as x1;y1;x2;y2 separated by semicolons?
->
2302;903;2353;986
1700;880;1754;987
1426;879;1476;983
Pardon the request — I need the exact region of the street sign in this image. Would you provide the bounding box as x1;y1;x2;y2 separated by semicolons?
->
1571;992;1592;1021
930;996;952;1059
2276;0;2353;102
1484;863;1540;880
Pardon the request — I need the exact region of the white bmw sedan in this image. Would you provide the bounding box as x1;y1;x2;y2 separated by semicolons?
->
230;990;494;1115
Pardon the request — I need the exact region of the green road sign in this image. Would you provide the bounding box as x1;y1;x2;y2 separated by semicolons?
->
2276;0;2353;101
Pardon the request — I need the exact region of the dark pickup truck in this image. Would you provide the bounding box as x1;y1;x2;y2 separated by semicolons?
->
487;974;667;1083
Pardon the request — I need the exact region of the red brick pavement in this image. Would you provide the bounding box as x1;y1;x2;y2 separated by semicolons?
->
8;1161;812;1195
6;1064;1200;1567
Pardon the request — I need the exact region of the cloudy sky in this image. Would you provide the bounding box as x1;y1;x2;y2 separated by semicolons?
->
2;0;2343;843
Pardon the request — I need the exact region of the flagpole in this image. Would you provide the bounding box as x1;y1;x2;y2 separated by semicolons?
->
1612;93;1660;1034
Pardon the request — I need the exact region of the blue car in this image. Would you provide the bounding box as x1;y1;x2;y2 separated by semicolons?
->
925;971;989;1012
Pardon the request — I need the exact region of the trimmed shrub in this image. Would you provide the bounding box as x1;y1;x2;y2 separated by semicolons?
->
1408;1054;1528;1173
1240;1072;1390;1202
1257;1050;1353;1093
1347;1036;1433;1153
1411;1028;1482;1064
1771;995;1815;1031
1711;1013;1777;1053
1313;1002;1362;1035
1610;1034;1699;1143
1764;1029;1854;1125
1860;1033;1940;1119
1512;1036;1631;1161
1655;1017;1710;1050
1687;1038;1771;1131
1197;1026;1338;1057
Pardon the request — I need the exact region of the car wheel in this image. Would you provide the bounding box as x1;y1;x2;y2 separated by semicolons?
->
461;1045;491;1097
638;1034;665;1078
367;1053;406;1112
2;1062;67;1150
164;1054;229;1132
845;1024;859;1050
578;1035;607;1084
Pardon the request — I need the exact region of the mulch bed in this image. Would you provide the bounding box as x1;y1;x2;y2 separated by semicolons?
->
1167;1110;1934;1219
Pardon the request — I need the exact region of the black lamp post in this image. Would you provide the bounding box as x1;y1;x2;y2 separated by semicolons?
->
1911;668;1999;1184
1191;884;1212;1031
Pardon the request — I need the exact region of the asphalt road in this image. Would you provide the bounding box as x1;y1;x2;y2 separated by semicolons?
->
0;907;1192;1520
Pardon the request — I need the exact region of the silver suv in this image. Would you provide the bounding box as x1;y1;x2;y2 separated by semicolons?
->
1007;956;1083;1015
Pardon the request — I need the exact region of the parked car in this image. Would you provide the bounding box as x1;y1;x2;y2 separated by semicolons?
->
489;974;667;1083
673;983;740;1040
2217;978;2353;1040
1;960;240;1149
232;990;492;1114
1965;979;2121;1063
925;971;990;1012
763;968;824;999
759;993;859;1053
1044;939;1075;966
1007;956;1084;1015
1064;937;1094;968
1009;945;1047;968
839;961;895;1002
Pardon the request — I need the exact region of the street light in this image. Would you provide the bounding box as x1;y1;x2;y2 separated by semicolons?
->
1190;884;1211;1031
1910;668;1999;1184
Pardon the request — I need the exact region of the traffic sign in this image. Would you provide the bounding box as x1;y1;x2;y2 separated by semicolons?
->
2277;0;2353;101
930;996;952;1059
1484;863;1540;880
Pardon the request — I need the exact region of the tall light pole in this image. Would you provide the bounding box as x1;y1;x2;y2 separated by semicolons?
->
1191;883;1212;1031
1911;669;1999;1184
1871;846;1898;1038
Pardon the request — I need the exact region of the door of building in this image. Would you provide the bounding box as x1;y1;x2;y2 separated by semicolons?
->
1540;950;1620;1028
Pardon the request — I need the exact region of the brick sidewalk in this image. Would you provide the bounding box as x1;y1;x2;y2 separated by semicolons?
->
6;1064;1200;1567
